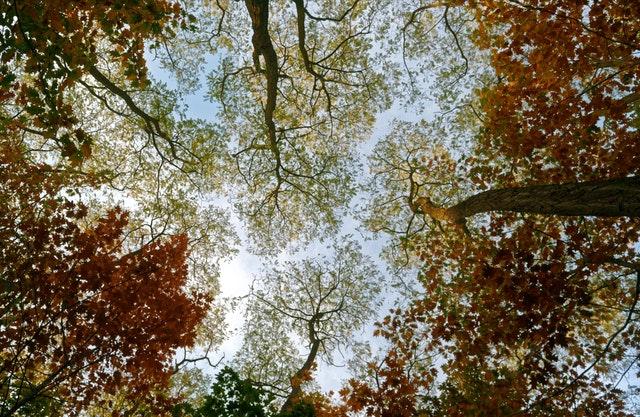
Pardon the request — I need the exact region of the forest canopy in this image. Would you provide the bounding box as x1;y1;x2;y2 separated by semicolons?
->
1;0;639;416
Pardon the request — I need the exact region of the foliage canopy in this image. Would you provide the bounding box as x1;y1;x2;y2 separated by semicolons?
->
1;0;640;416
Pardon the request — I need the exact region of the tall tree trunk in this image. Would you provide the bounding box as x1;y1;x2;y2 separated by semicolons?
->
245;0;285;183
412;176;640;223
280;314;321;413
245;0;279;151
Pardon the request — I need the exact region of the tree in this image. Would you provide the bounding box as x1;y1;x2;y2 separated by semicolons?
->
0;0;191;161
411;176;640;223
3;0;640;415
172;366;348;417
82;366;214;417
234;239;381;412
340;341;434;417
160;0;394;250
69;81;237;357
357;0;640;415
172;367;277;417
0;141;209;416
2;0;237;366
1;0;395;254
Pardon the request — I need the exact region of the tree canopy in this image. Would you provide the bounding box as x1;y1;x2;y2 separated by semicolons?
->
0;141;208;416
1;0;640;416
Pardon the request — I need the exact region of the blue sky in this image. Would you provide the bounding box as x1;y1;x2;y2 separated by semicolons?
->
146;44;435;392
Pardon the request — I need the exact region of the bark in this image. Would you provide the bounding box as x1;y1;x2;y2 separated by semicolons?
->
280;314;321;413
244;0;279;150
244;0;284;184
412;176;640;223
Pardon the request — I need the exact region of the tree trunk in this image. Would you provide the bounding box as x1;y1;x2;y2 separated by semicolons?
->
280;315;321;413
412;176;640;223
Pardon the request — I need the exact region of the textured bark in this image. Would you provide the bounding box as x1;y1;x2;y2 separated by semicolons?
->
281;314;321;413
245;0;279;150
413;176;640;222
245;0;285;185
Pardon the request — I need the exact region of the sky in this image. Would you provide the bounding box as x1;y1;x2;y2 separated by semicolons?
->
211;102;425;392
145;47;433;392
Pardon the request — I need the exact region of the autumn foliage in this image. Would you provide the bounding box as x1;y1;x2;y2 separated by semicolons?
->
470;0;640;184
0;143;208;415
0;0;185;159
1;0;640;415
344;1;640;416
